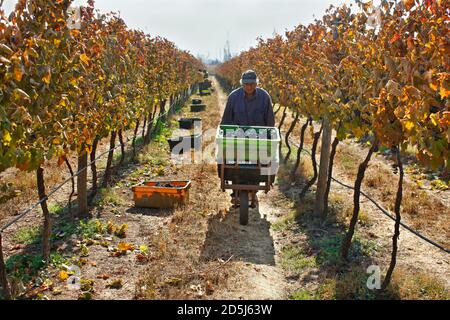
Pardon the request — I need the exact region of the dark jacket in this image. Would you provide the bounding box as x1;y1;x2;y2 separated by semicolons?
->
221;87;275;127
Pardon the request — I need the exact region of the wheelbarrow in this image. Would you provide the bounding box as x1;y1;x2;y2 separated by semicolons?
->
215;125;280;225
217;163;277;225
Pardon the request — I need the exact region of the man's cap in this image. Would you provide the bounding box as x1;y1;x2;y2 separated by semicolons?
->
241;70;258;84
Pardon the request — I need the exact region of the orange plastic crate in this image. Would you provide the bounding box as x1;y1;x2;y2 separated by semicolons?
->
131;180;191;209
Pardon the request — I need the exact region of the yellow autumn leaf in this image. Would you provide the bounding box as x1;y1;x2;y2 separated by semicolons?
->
404;121;414;131
114;224;128;238
118;242;134;252
440;87;450;99
80;53;90;65
443;112;450;124
42;73;51;84
430;113;439;126
139;245;148;254
13;66;24;81
429;82;438;91
69;77;78;87
3;130;12;145
70;29;80;37
107;221;115;234
59;270;69;281
415;180;424;189
54;39;61;47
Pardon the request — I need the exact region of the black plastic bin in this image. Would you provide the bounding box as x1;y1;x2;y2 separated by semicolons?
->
192;99;202;105
190;104;206;112
167;134;202;154
178;117;202;130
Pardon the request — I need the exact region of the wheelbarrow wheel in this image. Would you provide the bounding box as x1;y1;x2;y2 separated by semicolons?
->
239;191;249;225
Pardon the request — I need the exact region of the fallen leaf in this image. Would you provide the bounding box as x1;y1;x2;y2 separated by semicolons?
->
118;242;134;252
139;245;148;254
165;278;182;286
106;279;123;289
59;270;69;281
107;221;115;234
78;292;93;300
52;288;62;296
100;241;110;248
205;280;214;295
80;279;95;292
136;253;148;263
114;224;128;238
97;274;110;280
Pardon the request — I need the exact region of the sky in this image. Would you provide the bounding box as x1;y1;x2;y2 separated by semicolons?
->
1;0;349;60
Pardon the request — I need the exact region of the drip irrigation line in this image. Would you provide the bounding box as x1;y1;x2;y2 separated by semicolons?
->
0;93;190;234
283;133;450;254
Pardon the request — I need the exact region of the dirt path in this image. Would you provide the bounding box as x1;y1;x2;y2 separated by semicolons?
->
205;79;290;299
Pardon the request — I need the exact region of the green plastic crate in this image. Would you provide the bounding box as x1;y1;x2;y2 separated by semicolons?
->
215;125;280;164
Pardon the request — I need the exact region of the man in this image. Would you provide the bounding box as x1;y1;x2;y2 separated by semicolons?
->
221;70;275;127
220;70;276;208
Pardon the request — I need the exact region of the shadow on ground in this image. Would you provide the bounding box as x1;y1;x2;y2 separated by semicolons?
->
200;204;276;266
